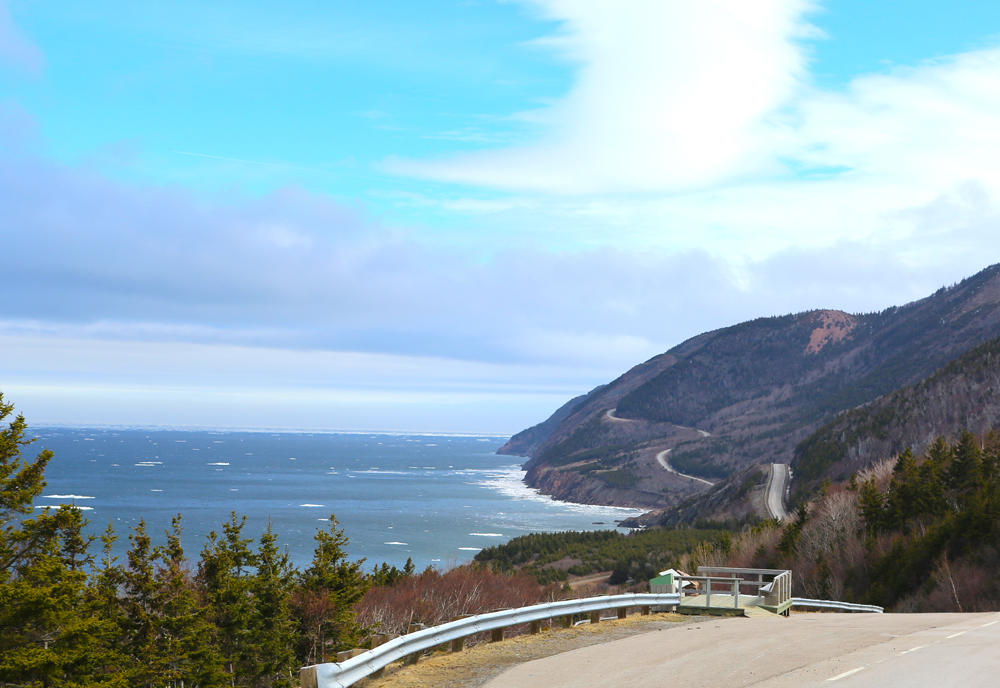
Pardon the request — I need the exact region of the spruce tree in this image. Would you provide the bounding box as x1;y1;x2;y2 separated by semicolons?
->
947;430;983;494
0;394;112;687
247;522;298;688
295;515;369;665
199;513;257;684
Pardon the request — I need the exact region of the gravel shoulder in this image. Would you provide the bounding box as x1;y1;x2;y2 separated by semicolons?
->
361;612;699;688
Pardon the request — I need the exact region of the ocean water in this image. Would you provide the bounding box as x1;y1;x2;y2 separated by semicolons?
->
29;427;643;570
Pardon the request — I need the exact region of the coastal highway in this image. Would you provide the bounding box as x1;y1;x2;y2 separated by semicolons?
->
655;449;714;486
484;612;1000;688
766;463;790;521
604;408;634;422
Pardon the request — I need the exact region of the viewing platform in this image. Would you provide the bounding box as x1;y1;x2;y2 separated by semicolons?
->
650;566;793;618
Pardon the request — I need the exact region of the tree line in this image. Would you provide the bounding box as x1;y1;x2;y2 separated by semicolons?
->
0;394;390;688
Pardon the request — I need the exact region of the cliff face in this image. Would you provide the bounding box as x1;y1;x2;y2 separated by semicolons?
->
509;264;1000;517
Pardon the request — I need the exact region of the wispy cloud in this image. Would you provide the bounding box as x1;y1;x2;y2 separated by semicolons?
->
387;0;814;193
0;0;44;73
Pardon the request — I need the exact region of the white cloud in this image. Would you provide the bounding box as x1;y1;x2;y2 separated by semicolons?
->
387;0;813;193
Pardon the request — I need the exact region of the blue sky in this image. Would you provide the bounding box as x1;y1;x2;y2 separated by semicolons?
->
3;0;1000;433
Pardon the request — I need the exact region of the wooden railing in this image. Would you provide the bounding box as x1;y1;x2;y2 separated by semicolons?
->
696;566;792;613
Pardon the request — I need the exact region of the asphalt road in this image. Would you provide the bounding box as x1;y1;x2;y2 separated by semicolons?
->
483;612;1000;688
655;449;714;486
766;463;790;521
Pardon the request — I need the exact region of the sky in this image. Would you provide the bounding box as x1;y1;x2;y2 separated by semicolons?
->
3;0;1000;434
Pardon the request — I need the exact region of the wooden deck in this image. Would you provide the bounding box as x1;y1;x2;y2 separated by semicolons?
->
678;594;784;618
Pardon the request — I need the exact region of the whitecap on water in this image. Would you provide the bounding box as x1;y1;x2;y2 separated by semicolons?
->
457;547;481;551
384;541;408;545
299;504;324;507
207;462;229;466
469;533;503;537
43;494;95;499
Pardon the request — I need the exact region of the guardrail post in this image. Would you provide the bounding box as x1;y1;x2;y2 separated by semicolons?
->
300;665;317;688
371;634;399;677
561;614;573;628
590;610;601;624
404;624;426;664
491;627;505;642
529;620;541;634
617;607;627;620
641;606;650;615
451;616;472;651
706;578;712;608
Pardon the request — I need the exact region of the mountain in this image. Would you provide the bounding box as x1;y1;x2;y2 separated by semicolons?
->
501;264;1000;515
792;334;1000;497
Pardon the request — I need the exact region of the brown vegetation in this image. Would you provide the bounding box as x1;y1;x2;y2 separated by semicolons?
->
356;565;561;641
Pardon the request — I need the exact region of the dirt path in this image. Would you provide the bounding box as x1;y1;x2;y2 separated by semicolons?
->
655;449;714;486
362;613;698;688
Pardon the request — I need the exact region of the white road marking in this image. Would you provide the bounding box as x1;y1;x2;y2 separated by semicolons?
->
827;667;866;681
899;644;927;654
982;620;999;627
946;631;967;639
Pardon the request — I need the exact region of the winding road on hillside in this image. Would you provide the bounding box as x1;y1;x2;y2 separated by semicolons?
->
604;408;633;422
655;449;715;486
484;612;1000;688
766;463;790;521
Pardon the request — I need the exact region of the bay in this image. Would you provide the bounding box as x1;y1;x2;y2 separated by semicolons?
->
30;427;643;570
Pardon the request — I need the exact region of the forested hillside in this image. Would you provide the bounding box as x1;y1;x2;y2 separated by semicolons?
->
695;430;1000;612
793;335;1000;497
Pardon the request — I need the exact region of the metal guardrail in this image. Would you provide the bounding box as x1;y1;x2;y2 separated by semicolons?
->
791;598;883;613
300;592;682;688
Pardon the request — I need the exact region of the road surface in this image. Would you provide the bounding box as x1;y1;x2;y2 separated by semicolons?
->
766;463;790;521
604;408;634;423
483;612;1000;688
655;449;714;486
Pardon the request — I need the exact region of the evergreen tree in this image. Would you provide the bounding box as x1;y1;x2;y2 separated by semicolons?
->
246;522;297;688
295;516;369;665
199;513;257;684
0;394;112;687
947;430;983;494
153;516;226;688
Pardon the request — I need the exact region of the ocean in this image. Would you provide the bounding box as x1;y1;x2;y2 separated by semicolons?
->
29;427;643;570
